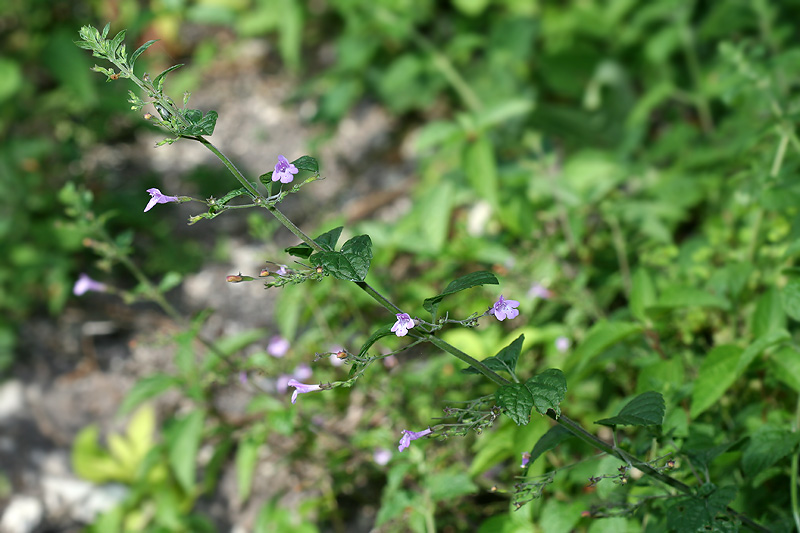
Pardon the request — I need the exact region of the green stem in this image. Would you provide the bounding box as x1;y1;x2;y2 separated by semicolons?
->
553;413;770;532
425;335;509;387
193;137;261;200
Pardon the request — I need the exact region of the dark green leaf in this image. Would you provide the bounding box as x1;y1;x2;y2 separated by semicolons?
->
742;424;800;478
217;186;255;206
423;271;499;316
527;425;574;467
153;63;184;91
285;226;343;259
291;155;319;173
596;391;665;427
130;39;158;67
310;234;373;282
666;485;737;533
358;323;396;358
525;368;567;417
182;109;218;136
495;383;533;426
463;334;524;375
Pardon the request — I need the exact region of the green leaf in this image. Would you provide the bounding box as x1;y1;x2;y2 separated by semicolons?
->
357;323;396;358
566;321;642;375
118;374;182;416
736;329;789;374
285;226;343;259
423;271;499;316
596;391;665;427
428;471;478;501
782;278;800;321
129;39;158;67
527;425;574;467
310;234;373;282
649;286;730;312
666;485;737;532
752;288;786;338
769;346;800;392
742;424;800;478
237;428;266;503
109;29;127;54
153;63;184;91
291;155;319;173
495;383;534;426
629;268;656;321
182;109;218;136
167;410;205;493
101;23;111;39
690;345;741;418
463;135;499;208
463;334;524;375
525;369;568;417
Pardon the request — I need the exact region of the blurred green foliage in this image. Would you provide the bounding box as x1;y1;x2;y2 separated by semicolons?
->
5;0;800;530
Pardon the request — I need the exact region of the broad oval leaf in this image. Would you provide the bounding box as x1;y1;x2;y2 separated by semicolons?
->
495;383;533;426
596;391;665;427
463;334;524;375
689;345;741;418
285;226;343;259
310;234;373;282
525;368;567;417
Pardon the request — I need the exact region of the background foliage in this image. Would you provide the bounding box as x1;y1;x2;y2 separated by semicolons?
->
4;0;800;531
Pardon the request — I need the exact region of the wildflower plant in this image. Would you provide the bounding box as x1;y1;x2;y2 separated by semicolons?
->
70;23;777;533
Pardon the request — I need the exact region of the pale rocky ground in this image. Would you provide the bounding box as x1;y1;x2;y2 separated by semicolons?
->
1;38;418;533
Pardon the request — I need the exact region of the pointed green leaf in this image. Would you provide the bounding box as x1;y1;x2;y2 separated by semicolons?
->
291;155;319;173
167;410;205;493
596;391;665;427
782;278;800;321
310;234;373;282
525;368;567;417
182;109;218;136
495;383;533;426
109;29;126;53
736;329;789;374
130;39;158;67
236;428;266;503
358;323;396;358
752;287;786;338
742;425;800;478
527;425;574;467
423;271;499;316
153;63;184;91
118;374;181;416
769;346;800;392
690;345;741;418
463;334;524;375
285;226;343;259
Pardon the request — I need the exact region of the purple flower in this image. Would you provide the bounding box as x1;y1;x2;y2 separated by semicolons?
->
272;155;299;184
527;283;553;300
489;295;520;321
391;313;415;337
555;336;570;353
276;374;292;393
267;335;290;358
374;448;392;465
239;371;248;385
276;264;289;276
73;273;107;296
144;188;180;212
287;379;322;404
521;452;531;468
293;364;312;381
398;427;432;452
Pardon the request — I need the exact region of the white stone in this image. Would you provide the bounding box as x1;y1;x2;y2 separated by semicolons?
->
0;495;43;533
0;380;25;421
41;477;128;524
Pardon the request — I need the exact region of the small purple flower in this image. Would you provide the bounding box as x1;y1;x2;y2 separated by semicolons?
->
272;155;299;184
489;295;520;321
398;427;432;452
555;336;570;353
293;364;312;381
287;379;322;404
521;452;531;468
239;371;248;385
267;335;290;358
391;313;415;337
276;264;289;276
527;283;553;300
144;188;180;212
374;448;392;465
276;374;292;393
73;273;107;296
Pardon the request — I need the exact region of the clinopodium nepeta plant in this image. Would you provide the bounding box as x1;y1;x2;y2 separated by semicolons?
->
74;23;771;531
